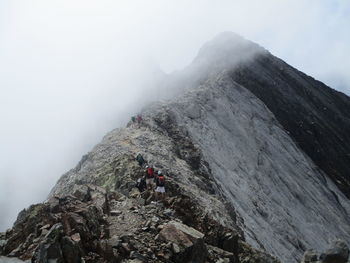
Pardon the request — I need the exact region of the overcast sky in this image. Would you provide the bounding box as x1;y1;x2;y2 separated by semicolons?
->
0;0;349;230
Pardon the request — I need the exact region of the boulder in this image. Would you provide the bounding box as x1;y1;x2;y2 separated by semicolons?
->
0;237;7;254
47;197;60;213
71;233;81;243
207;245;235;263
90;191;107;213
108;235;122;249
32;223;65;263
129;188;141;198
72;185;91;202
320;240;349;263
110;210;122;216
0;256;30;262
61;236;83;263
158;221;207;263
130;251;148;262
222;232;239;254
136;198;145;206
238;241;280;263
126;259;144;263
301;249;318;263
96;239;116;262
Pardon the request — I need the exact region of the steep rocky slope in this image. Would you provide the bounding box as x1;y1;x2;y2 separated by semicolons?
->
140;73;350;262
190;32;350;198
1;33;350;263
0;124;279;263
230;52;350;198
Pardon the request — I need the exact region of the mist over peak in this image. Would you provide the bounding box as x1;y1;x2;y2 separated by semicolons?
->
192;32;267;70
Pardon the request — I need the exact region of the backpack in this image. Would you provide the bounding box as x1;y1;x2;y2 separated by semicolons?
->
147;167;154;178
136;154;144;163
136;178;146;192
158;176;165;187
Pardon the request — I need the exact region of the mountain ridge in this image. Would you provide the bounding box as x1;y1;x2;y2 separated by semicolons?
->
1;32;350;263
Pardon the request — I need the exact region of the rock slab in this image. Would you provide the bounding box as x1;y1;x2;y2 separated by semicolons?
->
158;221;207;263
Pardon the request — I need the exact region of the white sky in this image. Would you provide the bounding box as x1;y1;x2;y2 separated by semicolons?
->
0;0;349;230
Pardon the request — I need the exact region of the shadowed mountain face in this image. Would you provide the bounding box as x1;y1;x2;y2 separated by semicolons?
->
190;32;350;198
229;54;350;198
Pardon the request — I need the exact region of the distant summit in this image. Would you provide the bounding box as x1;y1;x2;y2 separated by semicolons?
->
192;32;267;70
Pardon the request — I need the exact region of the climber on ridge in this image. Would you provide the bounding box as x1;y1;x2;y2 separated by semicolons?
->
145;165;155;190
136;114;142;124
135;153;145;167
136;176;146;192
155;170;166;201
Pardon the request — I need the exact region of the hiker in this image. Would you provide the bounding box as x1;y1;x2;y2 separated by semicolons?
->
135;114;142;128
135;153;145;167
145;165;155;190
136;176;146;192
136;114;142;124
155;171;166;201
131;116;136;123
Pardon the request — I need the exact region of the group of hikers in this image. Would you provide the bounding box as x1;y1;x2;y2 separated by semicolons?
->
131;114;143;128
135;153;166;201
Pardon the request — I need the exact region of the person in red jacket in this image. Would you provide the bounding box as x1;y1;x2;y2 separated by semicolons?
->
155;171;166;201
136;114;142;128
145;165;154;190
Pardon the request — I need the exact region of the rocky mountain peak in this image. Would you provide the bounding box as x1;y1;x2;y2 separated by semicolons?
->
191;32;267;73
1;33;350;263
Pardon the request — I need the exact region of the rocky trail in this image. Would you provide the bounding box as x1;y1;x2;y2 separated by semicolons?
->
0;121;278;262
0;161;279;263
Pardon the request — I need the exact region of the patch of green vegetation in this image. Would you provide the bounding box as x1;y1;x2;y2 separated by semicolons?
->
93;164;117;189
92;155;137;190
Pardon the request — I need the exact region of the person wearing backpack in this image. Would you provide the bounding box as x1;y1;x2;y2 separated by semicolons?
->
155;171;166;201
136;114;142;123
136;114;142;128
135;153;145;167
145;165;154;190
136;176;146;192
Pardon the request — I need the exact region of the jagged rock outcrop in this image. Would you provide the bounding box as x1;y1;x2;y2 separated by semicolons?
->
1;180;275;262
1;32;350;263
157;220;207;263
301;240;349;263
1;186;112;262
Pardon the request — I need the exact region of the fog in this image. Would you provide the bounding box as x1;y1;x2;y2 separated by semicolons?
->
0;0;349;230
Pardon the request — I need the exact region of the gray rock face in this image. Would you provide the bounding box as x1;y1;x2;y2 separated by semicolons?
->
141;73;350;262
187;31;350;198
230;53;350;198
